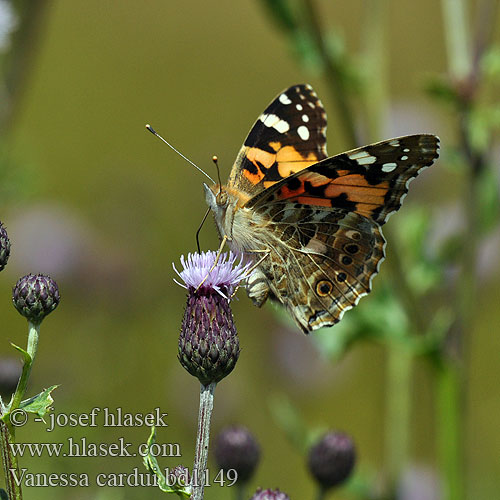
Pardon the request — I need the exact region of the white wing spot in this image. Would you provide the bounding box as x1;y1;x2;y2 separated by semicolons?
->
308;101;315;109
401;155;408;161
403;148;410;153
357;156;377;165
302;114;309;122
260;113;290;133
296;104;303;111
382;162;398;172
349;151;369;160
279;93;292;105
348;151;377;165
389;140;400;147
297;125;310;140
305;238;327;254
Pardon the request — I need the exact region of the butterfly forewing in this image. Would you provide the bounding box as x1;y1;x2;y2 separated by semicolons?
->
247;134;439;226
228;84;328;199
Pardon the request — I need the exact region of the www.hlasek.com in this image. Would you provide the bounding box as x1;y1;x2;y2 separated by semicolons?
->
9;437;179;458
9;467;238;488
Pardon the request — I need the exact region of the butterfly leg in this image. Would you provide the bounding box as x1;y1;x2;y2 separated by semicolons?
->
230;249;271;299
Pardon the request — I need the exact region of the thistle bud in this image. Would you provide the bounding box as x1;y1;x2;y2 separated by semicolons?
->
250;488;290;500
12;274;60;325
174;252;251;386
0;222;11;271
167;465;190;488
307;431;356;490
214;425;260;483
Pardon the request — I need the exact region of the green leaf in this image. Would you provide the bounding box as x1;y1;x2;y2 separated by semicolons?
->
258;0;298;33
142;427;190;497
268;393;315;454
10;343;31;364
467;105;500;153
476;166;500;234
19;385;58;420
425;76;460;106
481;45;500;81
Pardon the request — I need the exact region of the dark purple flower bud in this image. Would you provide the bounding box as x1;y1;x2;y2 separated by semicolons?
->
12;274;60;325
214;425;260;483
0;222;11;271
250;488;290;500
0;358;22;397
307;431;356;490
175;252;250;386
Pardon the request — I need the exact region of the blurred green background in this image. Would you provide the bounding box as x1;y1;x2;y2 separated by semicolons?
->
0;0;499;499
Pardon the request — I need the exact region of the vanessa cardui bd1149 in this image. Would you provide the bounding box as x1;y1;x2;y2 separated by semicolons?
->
205;84;439;333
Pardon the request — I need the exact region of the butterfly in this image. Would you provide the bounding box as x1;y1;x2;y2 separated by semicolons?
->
204;84;439;333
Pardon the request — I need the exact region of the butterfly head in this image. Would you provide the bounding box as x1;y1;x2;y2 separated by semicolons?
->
204;183;228;209
204;183;231;238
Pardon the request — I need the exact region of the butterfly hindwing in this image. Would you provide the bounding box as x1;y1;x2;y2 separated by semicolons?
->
228;84;328;198
245;203;385;332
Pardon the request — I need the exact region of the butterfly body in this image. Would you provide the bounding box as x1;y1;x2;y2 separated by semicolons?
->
205;85;439;333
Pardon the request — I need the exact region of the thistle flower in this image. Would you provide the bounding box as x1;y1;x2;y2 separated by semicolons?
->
174;251;251;386
0;222;10;271
307;431;356;490
214;425;260;483
250;488;290;500
12;274;60;325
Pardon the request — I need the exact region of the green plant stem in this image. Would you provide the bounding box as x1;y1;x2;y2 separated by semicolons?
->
301;0;359;147
315;486;326;500
235;483;246;500
10;322;39;412
384;342;412;492
441;0;471;80
0;321;40;500
0;415;22;500
384;229;428;336
0;0;50;136
191;382;216;500
360;0;389;142
436;361;462;500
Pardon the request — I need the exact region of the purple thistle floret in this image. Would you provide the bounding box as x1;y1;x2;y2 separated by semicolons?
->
175;251;250;386
174;251;251;298
250;488;290;500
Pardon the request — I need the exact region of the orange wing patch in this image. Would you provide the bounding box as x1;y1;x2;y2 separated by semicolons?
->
242;145;321;187
265;170;390;217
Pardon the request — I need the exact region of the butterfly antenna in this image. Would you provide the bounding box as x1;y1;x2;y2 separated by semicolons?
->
196;207;211;253
212;155;223;195
146;124;215;183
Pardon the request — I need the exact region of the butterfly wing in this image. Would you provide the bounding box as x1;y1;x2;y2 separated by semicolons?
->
227;84;328;199
244;134;439;332
247;134;440;224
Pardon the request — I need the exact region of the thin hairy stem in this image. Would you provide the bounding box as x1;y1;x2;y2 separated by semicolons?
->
301;0;359;147
191;382;216;500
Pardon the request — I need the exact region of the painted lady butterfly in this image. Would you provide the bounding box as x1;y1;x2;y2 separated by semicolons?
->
205;84;439;332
